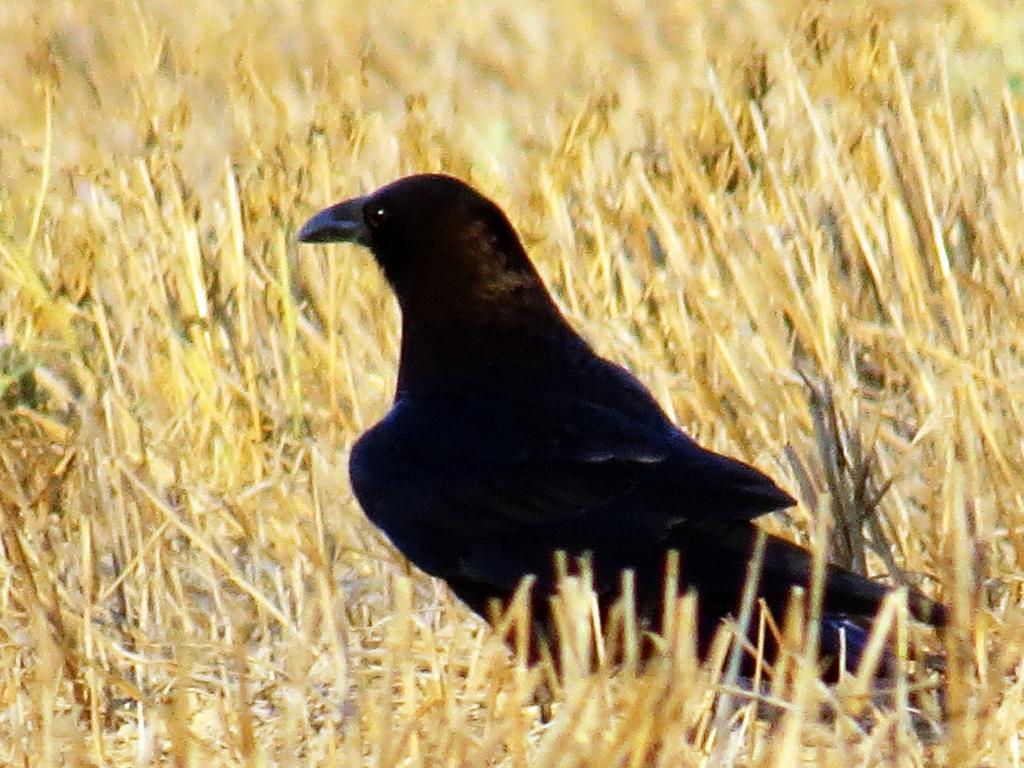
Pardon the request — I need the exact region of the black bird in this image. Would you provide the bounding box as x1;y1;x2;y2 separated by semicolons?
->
299;173;945;675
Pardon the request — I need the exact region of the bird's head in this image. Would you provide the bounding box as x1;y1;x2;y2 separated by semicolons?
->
298;174;577;390
299;174;546;314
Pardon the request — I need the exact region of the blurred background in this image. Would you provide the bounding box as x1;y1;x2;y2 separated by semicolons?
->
1;1;1022;765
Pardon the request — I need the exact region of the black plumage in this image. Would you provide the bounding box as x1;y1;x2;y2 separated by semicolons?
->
299;173;944;674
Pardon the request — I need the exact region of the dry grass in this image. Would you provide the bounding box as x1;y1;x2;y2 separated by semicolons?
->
1;0;1023;764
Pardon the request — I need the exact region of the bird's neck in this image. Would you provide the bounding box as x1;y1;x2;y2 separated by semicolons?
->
394;296;586;396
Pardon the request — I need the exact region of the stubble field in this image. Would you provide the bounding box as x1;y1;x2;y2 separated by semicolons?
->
2;1;1023;765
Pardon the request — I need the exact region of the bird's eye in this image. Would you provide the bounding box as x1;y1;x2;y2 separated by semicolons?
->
365;203;389;230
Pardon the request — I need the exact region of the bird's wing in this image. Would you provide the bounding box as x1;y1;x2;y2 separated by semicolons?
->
349;388;793;579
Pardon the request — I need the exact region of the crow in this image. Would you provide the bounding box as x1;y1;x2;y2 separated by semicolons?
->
298;173;945;676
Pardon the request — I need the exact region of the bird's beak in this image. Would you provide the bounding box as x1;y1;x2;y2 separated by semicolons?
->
297;197;370;246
